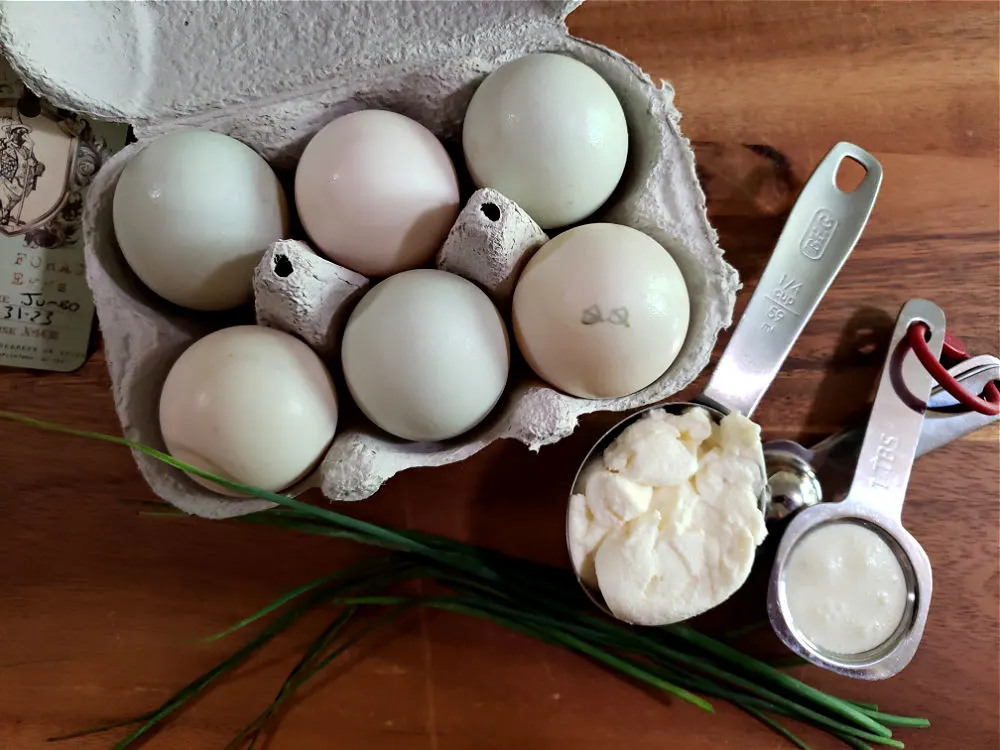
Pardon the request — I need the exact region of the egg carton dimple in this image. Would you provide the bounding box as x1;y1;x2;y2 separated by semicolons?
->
1;0;739;517
436;188;549;310
254;240;370;361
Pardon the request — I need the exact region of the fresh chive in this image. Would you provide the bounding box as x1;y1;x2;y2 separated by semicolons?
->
299;604;413;683
47;714;154;742
226;606;360;750
861;712;930;729
202;566;372;643
737;705;813;750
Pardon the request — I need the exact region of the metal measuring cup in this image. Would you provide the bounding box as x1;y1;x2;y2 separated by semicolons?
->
765;355;1000;520
767;298;945;679
568;141;882;618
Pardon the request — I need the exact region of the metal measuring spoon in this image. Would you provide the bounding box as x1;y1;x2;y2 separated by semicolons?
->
568;142;882;618
765;354;1000;520
767;298;945;679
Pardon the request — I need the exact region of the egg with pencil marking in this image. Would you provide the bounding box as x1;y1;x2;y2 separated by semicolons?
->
513;223;690;399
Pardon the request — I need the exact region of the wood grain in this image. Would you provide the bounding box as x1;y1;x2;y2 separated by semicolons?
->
1;2;997;749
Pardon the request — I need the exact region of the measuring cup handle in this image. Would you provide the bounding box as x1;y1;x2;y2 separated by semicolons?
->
847;299;946;520
701;142;883;418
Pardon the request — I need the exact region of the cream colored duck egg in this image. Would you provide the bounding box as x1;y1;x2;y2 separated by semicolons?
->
512;223;690;399
159;326;338;494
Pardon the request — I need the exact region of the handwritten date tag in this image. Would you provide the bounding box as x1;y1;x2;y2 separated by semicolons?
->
0;58;128;371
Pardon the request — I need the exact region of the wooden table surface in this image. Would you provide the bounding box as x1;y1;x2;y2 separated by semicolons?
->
1;2;997;749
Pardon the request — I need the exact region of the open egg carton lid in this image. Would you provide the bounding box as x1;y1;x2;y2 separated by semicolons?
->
0;0;739;517
0;1;585;126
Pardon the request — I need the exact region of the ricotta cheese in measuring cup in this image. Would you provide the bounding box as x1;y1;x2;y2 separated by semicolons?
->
569;406;767;625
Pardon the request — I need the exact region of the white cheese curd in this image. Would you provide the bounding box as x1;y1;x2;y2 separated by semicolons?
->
568;406;767;626
784;522;908;655
603;406;710;485
568;463;652;588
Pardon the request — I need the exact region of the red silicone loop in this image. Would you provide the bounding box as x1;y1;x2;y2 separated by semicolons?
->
942;331;969;362
906;322;1000;416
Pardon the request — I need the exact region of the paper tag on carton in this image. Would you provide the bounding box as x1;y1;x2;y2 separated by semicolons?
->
0;58;128;371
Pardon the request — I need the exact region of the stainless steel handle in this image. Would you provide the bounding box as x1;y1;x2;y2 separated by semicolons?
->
925;355;998;408
919;356;1000;454
702;142;883;417
845;299;945;520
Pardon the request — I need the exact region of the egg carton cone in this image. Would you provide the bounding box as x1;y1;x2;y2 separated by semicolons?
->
0;0;738;517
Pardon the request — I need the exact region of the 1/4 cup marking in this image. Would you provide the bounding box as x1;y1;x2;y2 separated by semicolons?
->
760;274;802;334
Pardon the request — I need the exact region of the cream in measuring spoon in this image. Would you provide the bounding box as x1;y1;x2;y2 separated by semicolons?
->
784;523;908;654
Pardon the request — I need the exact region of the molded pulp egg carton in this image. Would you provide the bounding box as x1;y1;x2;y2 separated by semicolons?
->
0;0;738;518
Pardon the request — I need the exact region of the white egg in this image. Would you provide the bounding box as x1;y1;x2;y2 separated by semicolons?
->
462;53;628;229
341;269;510;441
159;326;338;494
113;130;288;311
512;223;690;399
294;110;461;277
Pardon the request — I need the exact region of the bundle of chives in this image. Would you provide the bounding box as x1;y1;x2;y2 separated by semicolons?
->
0;411;929;750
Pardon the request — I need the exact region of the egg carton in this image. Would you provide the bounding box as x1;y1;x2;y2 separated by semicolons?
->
0;0;738;518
